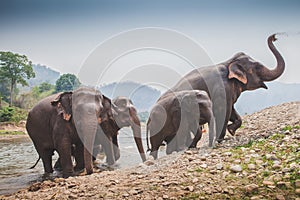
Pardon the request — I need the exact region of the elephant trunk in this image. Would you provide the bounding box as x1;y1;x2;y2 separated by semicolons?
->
131;122;147;162
259;34;285;81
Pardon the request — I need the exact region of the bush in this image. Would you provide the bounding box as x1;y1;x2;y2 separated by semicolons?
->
0;107;15;122
0;106;27;123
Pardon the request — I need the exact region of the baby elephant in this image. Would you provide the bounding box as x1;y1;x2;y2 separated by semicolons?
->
147;90;215;159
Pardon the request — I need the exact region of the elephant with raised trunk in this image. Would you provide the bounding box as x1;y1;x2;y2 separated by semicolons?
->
147;90;215;159
160;34;285;142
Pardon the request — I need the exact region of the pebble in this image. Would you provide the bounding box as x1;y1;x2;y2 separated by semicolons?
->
296;189;300;195
230;165;242;173
262;180;274;186
247;164;256;170
295;180;300;188
244;184;258;193
276;194;285;200
216;163;223;170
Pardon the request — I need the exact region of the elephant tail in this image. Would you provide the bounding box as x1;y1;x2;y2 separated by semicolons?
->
146;119;151;152
29;156;41;169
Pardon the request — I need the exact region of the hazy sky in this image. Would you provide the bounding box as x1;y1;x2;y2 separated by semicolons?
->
1;0;300;87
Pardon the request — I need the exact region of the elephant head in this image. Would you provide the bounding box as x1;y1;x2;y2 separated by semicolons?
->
51;91;73;121
112;97;146;162
227;34;285;90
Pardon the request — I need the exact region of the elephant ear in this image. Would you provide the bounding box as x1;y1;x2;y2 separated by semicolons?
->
51;92;73;121
99;95;114;124
228;62;248;84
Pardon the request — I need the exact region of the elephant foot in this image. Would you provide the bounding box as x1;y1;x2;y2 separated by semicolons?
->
85;167;94;175
62;171;75;178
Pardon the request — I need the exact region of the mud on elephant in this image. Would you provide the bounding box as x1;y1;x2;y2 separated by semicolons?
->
147;90;215;159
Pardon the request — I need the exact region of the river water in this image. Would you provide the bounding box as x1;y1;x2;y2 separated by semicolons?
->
0;127;164;195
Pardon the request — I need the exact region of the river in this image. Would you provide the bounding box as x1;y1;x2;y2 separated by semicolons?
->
0;127;165;195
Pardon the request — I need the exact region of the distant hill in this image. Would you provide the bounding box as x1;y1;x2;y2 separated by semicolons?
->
27;64;60;86
98;81;161;112
236;81;300;115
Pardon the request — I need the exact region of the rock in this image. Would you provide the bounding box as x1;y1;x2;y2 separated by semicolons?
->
262;180;274;186
247;164;256;170
295;180;300;188
296;189;300;195
230;165;242;173
185;186;194;192
199;164;207;169
276;194;285;200
255;160;264;165
216;163;223;170
224;152;232;156
200;156;206;161
162;194;169;199
192;178;198;183
266;154;278;160
244;184;259;193
144;159;155;166
233;159;241;164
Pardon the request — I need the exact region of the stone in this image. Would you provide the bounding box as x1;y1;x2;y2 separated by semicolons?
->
200;164;207;169
276;194;285;200
162;194;169;199
185;186;194;192
244;184;259;193
295;180;300;188
247;164;256;170
216;163;223;170
296;189;300;195
200;156;206;161
230;165;242;173
192;178;198;183
266;154;278;160
262;180;274;186
255;160;264;165
224;152;232;156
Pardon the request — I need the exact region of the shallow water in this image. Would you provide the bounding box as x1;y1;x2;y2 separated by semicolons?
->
0;128;164;195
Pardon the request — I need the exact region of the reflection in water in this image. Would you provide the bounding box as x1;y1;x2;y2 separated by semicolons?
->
0;128;164;195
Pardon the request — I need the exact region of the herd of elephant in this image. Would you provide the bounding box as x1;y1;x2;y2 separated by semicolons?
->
26;34;285;178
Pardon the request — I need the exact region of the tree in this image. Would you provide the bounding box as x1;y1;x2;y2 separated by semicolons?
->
55;73;81;93
38;82;54;93
0;51;35;106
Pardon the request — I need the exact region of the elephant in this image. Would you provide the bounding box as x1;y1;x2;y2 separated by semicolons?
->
146;90;215;159
27;87;115;177
159;34;285;142
53;95;146;171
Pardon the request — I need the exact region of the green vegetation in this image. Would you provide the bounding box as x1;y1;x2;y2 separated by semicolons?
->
0;51;35;106
0;106;27;123
55;73;81;93
0;130;25;135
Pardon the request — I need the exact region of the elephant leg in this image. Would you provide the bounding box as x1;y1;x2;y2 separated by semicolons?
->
54;157;62;171
149;133;164;159
227;107;242;136
55;137;74;178
166;135;177;154
112;134;120;161
208;116;216;147
214;100;231;143
189;126;202;148
175;120;189;152
74;143;84;172
40;150;54;174
97;126;115;166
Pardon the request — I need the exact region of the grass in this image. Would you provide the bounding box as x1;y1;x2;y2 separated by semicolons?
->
0;130;26;135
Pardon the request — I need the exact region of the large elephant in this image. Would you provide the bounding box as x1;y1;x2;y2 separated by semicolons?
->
160;34;285;142
147;90;215;159
27;87;113;177
53;95;146;171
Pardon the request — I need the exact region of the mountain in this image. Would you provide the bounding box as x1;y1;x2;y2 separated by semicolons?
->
235;81;300;115
98;81;161;112
27;64;60;86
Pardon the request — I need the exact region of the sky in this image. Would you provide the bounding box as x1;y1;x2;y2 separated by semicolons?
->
1;0;300;88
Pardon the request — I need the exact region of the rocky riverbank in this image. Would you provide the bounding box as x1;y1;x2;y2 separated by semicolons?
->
1;102;300;200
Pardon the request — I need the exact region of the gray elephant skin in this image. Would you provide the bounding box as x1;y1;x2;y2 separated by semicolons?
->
26;88;112;177
160;34;285;142
147;90;215;159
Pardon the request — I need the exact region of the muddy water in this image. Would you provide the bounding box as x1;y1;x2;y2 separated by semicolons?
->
0;127;164;195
